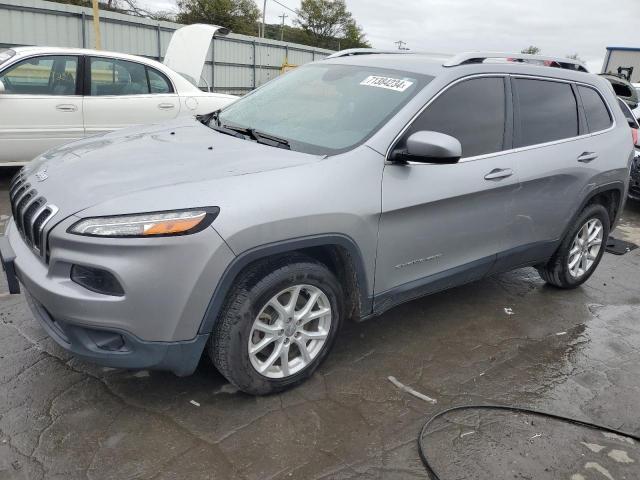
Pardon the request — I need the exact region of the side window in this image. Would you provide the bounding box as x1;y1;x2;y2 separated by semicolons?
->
407;77;506;158
617;97;638;129
579;86;612;133
147;67;173;94
515;79;578;147
90;58;150;96
0;56;78;95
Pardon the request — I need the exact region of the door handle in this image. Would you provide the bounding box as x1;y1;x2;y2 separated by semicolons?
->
484;168;513;180
577;152;598;163
158;103;175;110
55;104;77;112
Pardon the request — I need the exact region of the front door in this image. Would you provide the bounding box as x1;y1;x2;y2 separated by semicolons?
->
375;76;520;309
0;55;82;164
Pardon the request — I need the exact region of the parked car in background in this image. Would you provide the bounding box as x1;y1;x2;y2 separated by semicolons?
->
1;52;633;395
633;83;640;118
0;25;236;166
601;73;638;110
617;97;640;200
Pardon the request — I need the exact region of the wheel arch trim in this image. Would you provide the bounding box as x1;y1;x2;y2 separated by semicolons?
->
573;181;625;229
198;234;372;335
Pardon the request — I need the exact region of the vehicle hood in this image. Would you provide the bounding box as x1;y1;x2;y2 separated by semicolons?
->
163;24;229;86
23;117;320;217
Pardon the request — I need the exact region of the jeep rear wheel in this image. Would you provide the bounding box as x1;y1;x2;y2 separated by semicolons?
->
537;203;610;289
210;255;343;395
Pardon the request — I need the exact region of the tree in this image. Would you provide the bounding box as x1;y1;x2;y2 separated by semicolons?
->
521;46;541;55
340;19;370;49
117;0;176;20
295;0;367;49
176;0;260;36
46;0;168;18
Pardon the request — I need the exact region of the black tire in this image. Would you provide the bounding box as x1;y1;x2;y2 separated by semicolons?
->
536;203;610;289
209;254;343;395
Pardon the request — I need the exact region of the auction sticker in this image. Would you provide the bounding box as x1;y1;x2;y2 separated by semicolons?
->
360;75;414;92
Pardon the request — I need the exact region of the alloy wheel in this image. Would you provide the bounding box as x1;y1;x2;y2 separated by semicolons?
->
248;284;332;379
567;218;604;279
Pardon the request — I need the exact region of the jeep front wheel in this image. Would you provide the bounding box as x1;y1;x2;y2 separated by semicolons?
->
210;255;343;395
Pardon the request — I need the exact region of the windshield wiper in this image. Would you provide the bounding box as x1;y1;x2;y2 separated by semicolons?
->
200;111;291;150
221;124;291;150
199;110;249;139
196;109;221;126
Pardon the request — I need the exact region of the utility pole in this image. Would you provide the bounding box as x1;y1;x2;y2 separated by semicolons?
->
92;0;101;49
394;40;407;50
278;13;287;41
261;0;267;38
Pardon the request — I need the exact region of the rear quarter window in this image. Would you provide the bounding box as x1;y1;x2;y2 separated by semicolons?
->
578;86;612;133
515;78;579;147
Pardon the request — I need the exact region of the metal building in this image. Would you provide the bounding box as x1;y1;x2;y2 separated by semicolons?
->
602;47;640;84
0;0;334;94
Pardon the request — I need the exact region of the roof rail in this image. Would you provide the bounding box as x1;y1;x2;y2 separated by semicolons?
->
325;48;411;59
443;52;589;72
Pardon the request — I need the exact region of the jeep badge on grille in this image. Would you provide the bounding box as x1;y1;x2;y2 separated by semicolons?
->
35;168;48;182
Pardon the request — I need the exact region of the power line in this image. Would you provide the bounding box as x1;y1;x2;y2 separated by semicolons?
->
261;0;297;38
271;0;297;15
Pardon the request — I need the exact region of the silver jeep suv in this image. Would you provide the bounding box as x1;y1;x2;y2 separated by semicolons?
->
1;52;633;394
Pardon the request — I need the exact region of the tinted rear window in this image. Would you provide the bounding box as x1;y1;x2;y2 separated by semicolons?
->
579;86;612;132
408;77;506;158
617;97;638;128
515;79;579;147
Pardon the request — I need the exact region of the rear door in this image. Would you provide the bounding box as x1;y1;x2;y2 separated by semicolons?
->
0;54;82;164
507;76;593;264
375;76;521;305
83;56;180;136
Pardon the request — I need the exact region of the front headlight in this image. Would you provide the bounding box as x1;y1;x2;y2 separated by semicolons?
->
68;208;219;237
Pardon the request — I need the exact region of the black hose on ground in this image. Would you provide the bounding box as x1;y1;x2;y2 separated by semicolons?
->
418;405;640;480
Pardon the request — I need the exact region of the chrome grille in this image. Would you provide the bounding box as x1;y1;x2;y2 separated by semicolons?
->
9;172;58;259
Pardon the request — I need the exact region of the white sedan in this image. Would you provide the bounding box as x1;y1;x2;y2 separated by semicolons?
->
0;25;236;166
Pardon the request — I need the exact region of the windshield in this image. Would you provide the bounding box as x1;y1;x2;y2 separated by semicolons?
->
0;49;15;67
216;63;431;155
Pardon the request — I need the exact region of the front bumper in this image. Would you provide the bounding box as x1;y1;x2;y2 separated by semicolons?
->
24;289;208;375
2;217;235;375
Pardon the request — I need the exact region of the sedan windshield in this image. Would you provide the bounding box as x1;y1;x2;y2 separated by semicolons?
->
216;63;432;155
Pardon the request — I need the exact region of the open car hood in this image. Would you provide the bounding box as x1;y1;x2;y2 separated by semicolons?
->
163;24;230;86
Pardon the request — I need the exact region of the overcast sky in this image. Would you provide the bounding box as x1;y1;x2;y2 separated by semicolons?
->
142;0;639;72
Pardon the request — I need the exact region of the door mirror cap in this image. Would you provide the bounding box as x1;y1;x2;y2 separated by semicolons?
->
391;131;462;164
0;80;5;93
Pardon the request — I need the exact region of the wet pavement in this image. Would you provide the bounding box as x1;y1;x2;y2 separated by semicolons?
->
0;166;639;479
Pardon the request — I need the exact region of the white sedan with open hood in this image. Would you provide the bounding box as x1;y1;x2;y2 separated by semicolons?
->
0;24;236;166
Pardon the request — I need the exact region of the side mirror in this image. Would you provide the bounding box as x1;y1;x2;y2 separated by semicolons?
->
0;80;5;93
391;131;462;164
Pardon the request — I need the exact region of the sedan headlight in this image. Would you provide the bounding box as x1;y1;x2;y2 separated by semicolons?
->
69;208;219;237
